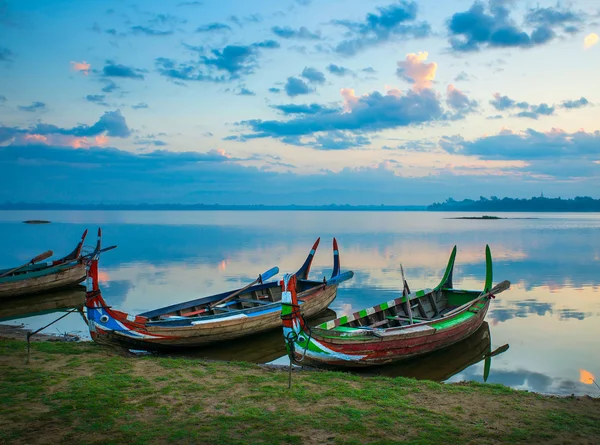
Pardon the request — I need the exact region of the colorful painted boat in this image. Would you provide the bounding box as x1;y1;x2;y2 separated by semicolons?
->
364;321;508;381
85;238;354;350
0;230;89;299
281;245;510;368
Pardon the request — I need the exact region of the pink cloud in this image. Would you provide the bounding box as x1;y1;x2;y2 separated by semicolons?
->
396;52;437;90
70;61;91;75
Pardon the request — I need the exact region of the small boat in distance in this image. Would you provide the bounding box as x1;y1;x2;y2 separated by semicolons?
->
85;238;354;350
281;245;510;368
0;230;90;299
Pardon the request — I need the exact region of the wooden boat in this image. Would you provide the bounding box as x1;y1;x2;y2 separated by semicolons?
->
281;245;510;368
363;321;508;381
0;285;86;321
0;230;89;299
85;238;354;350
164;309;338;364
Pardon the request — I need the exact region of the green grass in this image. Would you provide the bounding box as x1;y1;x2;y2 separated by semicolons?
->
0;339;599;445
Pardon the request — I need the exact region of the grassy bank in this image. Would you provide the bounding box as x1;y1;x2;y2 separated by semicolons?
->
0;340;599;445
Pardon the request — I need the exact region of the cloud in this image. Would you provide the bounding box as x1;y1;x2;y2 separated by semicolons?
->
445;128;600;161
448;1;583;52
0;46;14;62
236;88;255;96
70;61;90;75
271;26;320;40
454;71;471;82
326;64;353;77
101;81;119;93
284;77;312;96
285;131;372;150
489;93;560;119
103;61;146;79
132;102;149;109
156;40;280;83
584;33;599;49
396;52;437;90
561;97;589;109
240;87;444;139
196;23;231;33
0;95;6;103
0;111;131;149
268;87;281;93
18;101;46;112
525;6;583;29
271;103;340;115
86;95;108;106
301;67;326;84
333;1;430;56
131;26;173;36
446;84;478;113
130;13;186;37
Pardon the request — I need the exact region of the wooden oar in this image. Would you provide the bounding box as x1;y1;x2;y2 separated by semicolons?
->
400;265;413;325
210;266;279;309
0;250;54;279
441;280;511;318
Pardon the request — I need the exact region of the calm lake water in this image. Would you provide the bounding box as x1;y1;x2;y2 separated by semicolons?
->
1;210;599;396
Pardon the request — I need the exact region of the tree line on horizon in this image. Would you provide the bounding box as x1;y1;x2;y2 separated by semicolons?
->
427;196;600;212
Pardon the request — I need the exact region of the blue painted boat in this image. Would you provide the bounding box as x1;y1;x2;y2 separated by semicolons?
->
0;230;89;299
85;238;354;350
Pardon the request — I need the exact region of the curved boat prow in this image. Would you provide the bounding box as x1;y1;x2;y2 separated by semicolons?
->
52;229;88;265
435;245;457;291
295;238;320;280
483;244;493;294
281;274;305;348
331;238;340;278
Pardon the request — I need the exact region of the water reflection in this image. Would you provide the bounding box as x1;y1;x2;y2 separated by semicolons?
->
0;210;599;395
356;322;500;381
0;286;85;321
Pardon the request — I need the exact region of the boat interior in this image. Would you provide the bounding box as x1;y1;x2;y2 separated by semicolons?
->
316;245;493;335
141;238;341;321
141;278;327;321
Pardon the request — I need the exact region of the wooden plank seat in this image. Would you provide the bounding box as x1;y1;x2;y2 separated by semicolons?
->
366;319;390;328
236;298;272;305
387;315;431;322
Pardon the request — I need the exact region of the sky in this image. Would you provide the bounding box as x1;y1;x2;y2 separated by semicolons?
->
0;0;599;205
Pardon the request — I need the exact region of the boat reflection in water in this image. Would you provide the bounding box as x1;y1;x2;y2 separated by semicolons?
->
355;322;509;382
163;309;338;364
0;286;86;321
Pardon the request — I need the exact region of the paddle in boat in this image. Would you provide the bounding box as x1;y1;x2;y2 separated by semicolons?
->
85;238;354;350
280;245;510;368
0;229;114;299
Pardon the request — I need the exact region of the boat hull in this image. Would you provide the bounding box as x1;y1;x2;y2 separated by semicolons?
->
89;283;339;350
0;262;87;299
293;301;489;368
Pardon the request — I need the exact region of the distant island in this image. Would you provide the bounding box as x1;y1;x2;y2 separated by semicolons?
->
428;196;600;212
446;215;503;220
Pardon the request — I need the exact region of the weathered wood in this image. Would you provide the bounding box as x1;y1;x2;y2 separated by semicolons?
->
428;293;439;316
366;319;390;329
0;262;86;299
236;297;272;305
0;250;54;279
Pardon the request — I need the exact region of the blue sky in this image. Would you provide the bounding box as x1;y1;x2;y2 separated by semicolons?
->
1;0;599;205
